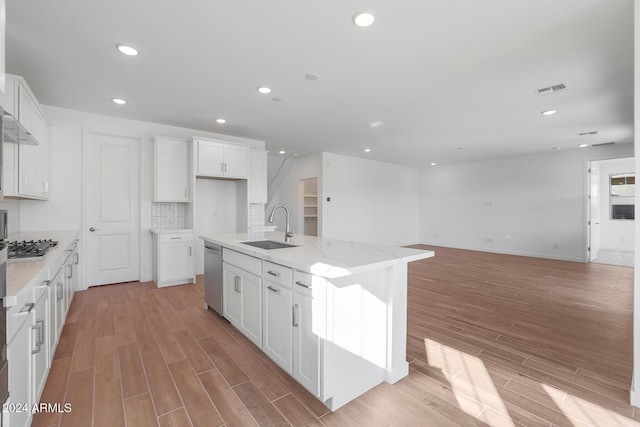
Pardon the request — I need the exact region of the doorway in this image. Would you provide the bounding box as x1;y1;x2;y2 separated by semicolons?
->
588;157;635;267
299;178;318;236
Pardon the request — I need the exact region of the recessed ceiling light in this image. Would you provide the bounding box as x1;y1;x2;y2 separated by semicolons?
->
353;11;375;27
552;147;561;151
370;121;383;128
116;43;138;56
541;110;557;116
215;118;226;124
279;150;286;154
430;162;437;166
305;73;319;81
363;148;371;153
111;98;126;105
257;86;272;94
578;143;589;148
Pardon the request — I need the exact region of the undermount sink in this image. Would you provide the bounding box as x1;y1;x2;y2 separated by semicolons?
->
241;240;298;250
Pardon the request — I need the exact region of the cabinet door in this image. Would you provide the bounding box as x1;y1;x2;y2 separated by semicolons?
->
222;145;248;179
293;290;320;397
7;313;33;427
222;263;242;325
240;272;262;347
47;272;59;365
158;241;194;284
197;140;224;176
54;275;66;338
248;149;267;203
263;281;292;372
32;292;48;403
154;138;190;202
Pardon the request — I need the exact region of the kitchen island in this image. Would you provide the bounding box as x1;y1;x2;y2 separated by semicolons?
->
201;231;434;411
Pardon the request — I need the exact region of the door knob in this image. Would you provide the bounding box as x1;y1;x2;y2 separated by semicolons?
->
89;227;100;232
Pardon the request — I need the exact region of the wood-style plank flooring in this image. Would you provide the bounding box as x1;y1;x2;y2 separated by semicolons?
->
34;246;637;426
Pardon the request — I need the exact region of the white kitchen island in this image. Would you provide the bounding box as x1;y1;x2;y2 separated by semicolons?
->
201;231;434;411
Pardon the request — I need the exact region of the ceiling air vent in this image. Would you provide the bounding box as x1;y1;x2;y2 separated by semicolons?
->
592;141;615;147
578;131;598;136
535;82;570;96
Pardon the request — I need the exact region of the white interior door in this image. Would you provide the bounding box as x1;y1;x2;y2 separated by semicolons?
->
83;129;140;287
588;162;601;261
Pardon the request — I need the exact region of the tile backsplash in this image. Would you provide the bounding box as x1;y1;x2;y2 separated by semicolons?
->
152;202;187;229
249;204;265;228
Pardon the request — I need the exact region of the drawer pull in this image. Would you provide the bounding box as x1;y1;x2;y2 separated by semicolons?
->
32;324;42;354
171;237;181;240
19;303;35;314
57;283;64;302
234;276;241;293
295;280;312;289
36;320;45;345
267;270;280;277
267;285;280;293
39;280;51;288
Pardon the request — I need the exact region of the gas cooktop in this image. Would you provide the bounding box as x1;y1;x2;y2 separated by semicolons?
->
8;239;59;261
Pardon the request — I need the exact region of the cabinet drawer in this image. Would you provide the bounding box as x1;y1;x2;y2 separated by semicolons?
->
263;261;292;289
7;290;35;344
223;249;261;276
293;270;316;297
159;232;193;244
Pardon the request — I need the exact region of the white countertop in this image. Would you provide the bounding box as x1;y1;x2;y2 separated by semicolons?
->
6;230;80;305
200;231;434;278
150;228;193;234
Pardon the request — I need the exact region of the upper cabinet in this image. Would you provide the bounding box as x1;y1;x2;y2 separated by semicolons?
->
153;136;190;202
194;137;248;179
2;75;51;200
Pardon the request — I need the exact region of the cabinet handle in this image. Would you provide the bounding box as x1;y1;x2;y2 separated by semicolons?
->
267;270;280;277
295;280;312;289
19;303;35;314
234;276;241;293
57;283;63;302
267;285;280;293
74;252;79;265
32;324;42;354
292;304;299;327
36;320;45;345
67;264;73;279
39;280;51;288
224;163;227;173
221;163;225;173
170;237;181;240
188;246;192;256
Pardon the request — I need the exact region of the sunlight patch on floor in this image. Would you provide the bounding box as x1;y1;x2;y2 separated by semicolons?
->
425;338;516;426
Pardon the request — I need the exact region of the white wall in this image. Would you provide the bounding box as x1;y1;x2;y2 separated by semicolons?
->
194;178;237;274
267;153;323;237
321;152;421;245
594;157;635;252
19;105;263;285
420;143;634;262
631;0;639;408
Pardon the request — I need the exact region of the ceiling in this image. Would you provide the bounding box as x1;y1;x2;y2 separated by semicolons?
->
5;0;634;168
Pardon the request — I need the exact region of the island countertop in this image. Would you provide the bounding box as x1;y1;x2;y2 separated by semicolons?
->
200;231;434;278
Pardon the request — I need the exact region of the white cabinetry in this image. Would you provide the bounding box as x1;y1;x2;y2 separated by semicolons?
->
195;138;248;179
292;271;322;396
1;74;50;200
6;311;32;427
222;250;262;346
153;136;190;202
32;286;48;404
262;262;293;373
248;149;267;203
152;231;194;288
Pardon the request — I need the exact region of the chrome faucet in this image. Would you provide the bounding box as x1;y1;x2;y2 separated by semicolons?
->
268;204;293;242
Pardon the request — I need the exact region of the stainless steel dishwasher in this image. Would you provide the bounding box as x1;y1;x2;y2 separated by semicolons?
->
204;242;223;315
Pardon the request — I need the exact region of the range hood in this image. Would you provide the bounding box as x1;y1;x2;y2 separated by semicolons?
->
2;112;39;146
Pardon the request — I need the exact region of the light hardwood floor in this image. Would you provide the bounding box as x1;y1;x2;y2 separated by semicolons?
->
33;245;637;426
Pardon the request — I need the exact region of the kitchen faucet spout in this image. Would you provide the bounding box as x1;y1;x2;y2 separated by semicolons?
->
268;204;293;242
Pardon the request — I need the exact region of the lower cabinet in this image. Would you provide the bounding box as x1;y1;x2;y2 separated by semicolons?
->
292;277;321;397
152;231;194;288
263;280;292;373
6;310;33;427
222;261;262;347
